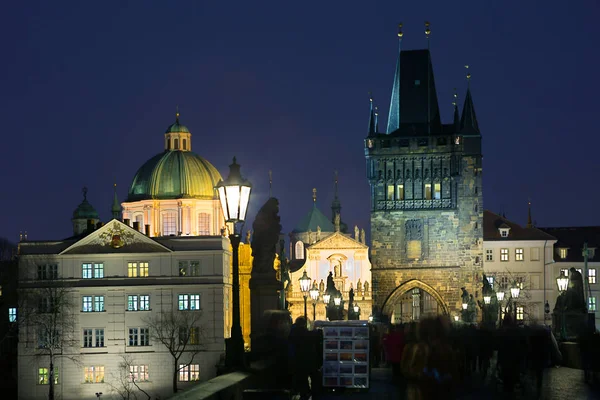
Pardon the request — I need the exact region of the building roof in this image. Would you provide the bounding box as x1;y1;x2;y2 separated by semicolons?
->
165;121;190;133
460;87;480;134
539;226;600;262
126;150;222;201
72;188;99;220
483;210;556;241
292;204;335;233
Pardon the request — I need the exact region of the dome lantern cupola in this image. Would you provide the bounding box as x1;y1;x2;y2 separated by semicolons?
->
164;109;192;152
72;187;99;236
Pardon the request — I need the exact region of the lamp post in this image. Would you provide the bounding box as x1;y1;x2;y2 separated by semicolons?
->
510;283;521;323
497;291;505;325
216;157;252;369
556;274;569;340
299;270;311;320
309;281;319;322
353;303;360;320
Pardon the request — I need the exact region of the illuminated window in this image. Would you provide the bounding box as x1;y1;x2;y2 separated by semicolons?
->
94;296;104;312
500;248;509;261
576;268;583;275
560;268;568;277
500;229;509;238
84;366;104;383
589;297;597;312
128;295;150;311
531;247;540;261
178;294;201;310
128;327;150;346
559;248;568;259
129;365;149;382
163;212;177;236
197;213;210;235
516;276;524;289
434;183;441;200
82;263;92;279
516;306;524;321
295;241;305;259
387;185;394;201
83;296;93;312
128;262;149;277
516;248;524;261
179;364;200;382
8;308;16;322
589;269;596;284
486;276;494;290
179;326;201;345
397;184;404;200
425;184;432;200
82;263;103;279
486;249;493;262
38;367;58;385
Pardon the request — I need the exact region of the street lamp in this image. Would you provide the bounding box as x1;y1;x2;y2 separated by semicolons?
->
483;295;491;305
496;291;505;302
454;315;459;322
216;157;252;369
323;293;331;305
556;275;569;293
309;281;319;322
462;303;468;310
334;295;342;306
556;274;569;340
510;284;521;300
299;270;311;320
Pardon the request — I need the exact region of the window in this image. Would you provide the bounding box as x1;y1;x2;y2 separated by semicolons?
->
486;276;494;290
197;213;210;235
178;294;201;310
94;296;104;312
129;328;150;346
180;326;201;345
424;184;432;200
434;183;441;200
183;139;187;151
139;295;150;311
516;306;524;321
179;364;200;382
37;264;58;280
96;329;104;347
589;297;597;312
397;184;404;200
576;268;583;275
83;296;92;312
295;241;304;259
38;329;57;348
179;261;200;277
127;295;150;311
485;249;494;262
500;248;509;261
559;248;568;259
39;297;56;313
9;308;16;322
515;276;524;289
83;296;104;312
515;248;524;261
589;269;596;284
531;247;540;261
82;263;103;279
83;329;93;347
500;228;509;238
174;138;179;150
128;262;149;277
560;268;568;276
129;365;149;382
499;276;509;290
83;329;104;348
387;185;394;201
163;212;177;236
84;366;104;383
38;367;59;385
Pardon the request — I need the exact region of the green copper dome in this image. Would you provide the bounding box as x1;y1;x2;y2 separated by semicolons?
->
127;151;223;201
72;188;99;220
165;122;190;133
292;204;335;233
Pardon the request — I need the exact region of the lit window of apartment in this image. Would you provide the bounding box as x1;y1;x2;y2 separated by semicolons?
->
589;269;597;284
486;276;494;290
84;366;105;383
83;328;105;348
8;308;16;322
38;367;59;385
515;276;525;289
179;261;201;277
589;297;597;312
82;296;104;312
499;228;509;237
397;184;405;200
179;326;201;345
485;249;493;262
500;248;509;261
37;264;58;280
178;294;201;310
516;306;524;321
128;262;149;278
82;263;104;279
127;295;150;311
179;364;200;382
559;248;568;259
515;248;524;261
576;268;583;275
387;185;394;200
434;183;441;200
424;184;432;200
128;327;150;346
560;268;568;276
129;365;149;382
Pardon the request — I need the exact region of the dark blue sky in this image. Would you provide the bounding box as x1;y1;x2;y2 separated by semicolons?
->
1;1;599;242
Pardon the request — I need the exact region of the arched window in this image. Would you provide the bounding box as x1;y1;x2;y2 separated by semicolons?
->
182;139;187;150
174;138;179;150
167;139;171;150
295;241;305;259
162;212;177;236
197;213;210;235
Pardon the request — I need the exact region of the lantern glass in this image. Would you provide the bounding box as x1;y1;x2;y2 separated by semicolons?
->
299;271;311;294
353;303;359;313
334;296;341;306
484;295;491;305
556;275;569;293
462;303;468;310
309;282;319;302
216;158;252;223
510;286;520;299
454;315;459;322
496;291;505;302
323;293;330;304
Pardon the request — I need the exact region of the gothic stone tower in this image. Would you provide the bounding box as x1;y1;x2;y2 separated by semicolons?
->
365;35;483;322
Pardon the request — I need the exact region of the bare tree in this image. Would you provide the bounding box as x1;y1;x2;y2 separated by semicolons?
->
142;310;205;394
20;285;79;400
108;354;151;400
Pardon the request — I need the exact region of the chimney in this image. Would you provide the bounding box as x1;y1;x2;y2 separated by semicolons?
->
133;221;140;232
96;222;103;229
87;219;94;232
145;224;151;236
123;218;130;226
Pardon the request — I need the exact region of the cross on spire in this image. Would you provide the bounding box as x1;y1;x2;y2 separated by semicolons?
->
312;188;317;203
82;186;88;200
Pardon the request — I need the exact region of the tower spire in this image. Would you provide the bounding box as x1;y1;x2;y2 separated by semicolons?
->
375;106;379;132
111;183;121;219
386;23;403;134
368;94;376;135
269;170;273;198
452;89;460;130
460;65;480;134
425;21;431;135
312;188;317;204
527;199;533;228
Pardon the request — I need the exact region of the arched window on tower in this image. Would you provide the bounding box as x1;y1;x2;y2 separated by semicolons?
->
167;139;171;150
295;241;305;259
197;213;210;235
183;139;187;150
174;138;179;150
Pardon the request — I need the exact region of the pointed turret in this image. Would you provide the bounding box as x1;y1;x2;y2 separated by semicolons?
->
111;183;121;219
331;171;341;221
367;96;376;136
374;106;379;132
526;200;533;228
460;67;480;134
386;23;403;134
452;90;460;131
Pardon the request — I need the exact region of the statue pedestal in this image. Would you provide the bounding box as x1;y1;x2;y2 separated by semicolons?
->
553;310;587;341
249;274;280;342
333;276;347;293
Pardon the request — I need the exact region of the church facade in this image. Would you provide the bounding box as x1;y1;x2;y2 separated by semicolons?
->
365;31;483;322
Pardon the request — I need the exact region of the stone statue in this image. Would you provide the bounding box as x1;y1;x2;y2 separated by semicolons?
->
245;230;252;244
461;287;469;305
334;260;341;277
280;258;291;291
326;271;335;293
307;229;313;244
363;280;369;295
360;229;366;244
482;274;493;296
355;225;360;240
220;226;227;237
251;198;282;274
356;279;362;294
348;288;355;313
317;226;321;241
334;213;341;232
565;267;587;312
319;279;325;293
350;282;354;291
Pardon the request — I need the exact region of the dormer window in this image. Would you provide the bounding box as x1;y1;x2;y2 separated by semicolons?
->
559;248;568;259
499;226;510;238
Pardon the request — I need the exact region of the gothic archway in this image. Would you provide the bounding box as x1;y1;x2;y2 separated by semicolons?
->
382;279;450;322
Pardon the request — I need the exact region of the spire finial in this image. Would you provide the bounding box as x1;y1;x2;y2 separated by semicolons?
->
527;199;533;228
82;187;88;200
374;106;379;132
452;88;458;107
334;171;339;198
368;93;377;135
425;21;431;39
269;170;273;198
465;65;471;88
398;22;403;40
312;188;317;203
176;105;180;123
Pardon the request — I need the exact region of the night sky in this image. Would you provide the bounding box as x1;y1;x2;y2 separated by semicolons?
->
1;1;599;243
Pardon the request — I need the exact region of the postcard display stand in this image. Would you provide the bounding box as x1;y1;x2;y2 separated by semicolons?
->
314;320;370;389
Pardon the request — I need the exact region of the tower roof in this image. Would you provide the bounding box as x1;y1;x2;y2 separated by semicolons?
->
165;111;190;133
460;87;480;134
72;187;99;220
111;184;121;218
293;204;335;233
368;97;377;136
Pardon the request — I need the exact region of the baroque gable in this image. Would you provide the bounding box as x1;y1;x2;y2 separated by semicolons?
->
60;219;172;255
307;232;367;250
